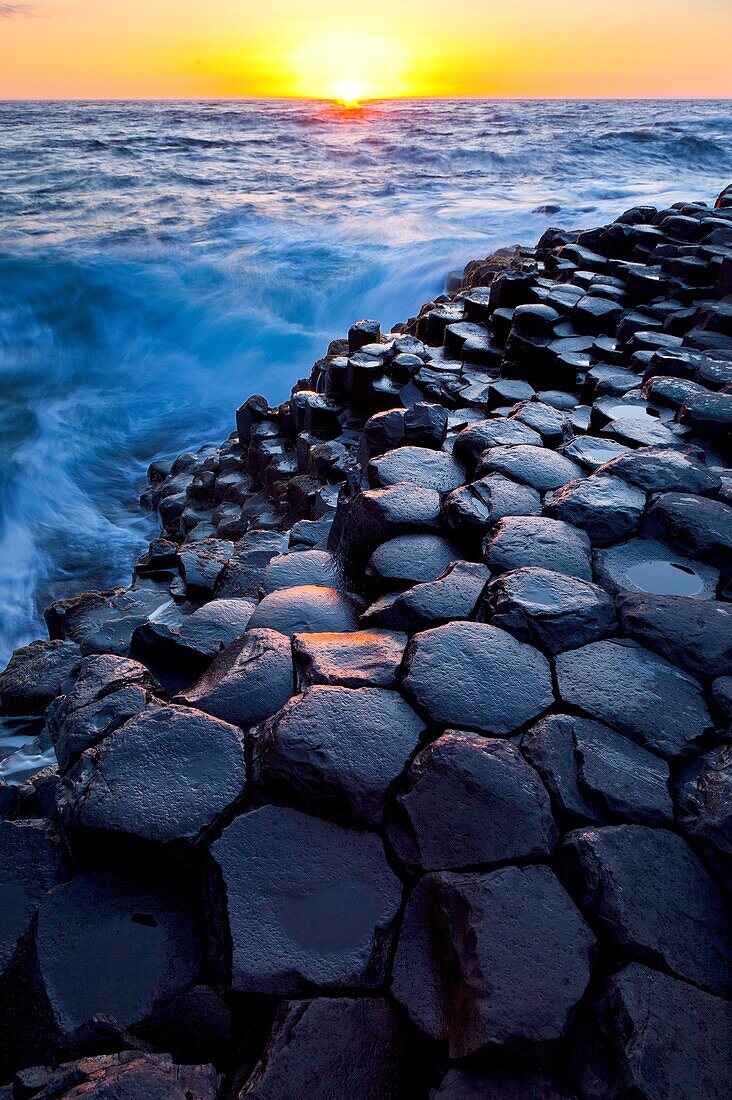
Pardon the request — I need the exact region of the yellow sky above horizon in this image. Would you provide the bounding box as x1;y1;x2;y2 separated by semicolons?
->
0;0;731;100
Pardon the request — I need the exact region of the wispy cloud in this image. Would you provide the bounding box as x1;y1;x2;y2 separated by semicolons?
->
0;3;36;15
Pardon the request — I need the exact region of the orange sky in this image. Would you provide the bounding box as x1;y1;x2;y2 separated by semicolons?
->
1;0;731;99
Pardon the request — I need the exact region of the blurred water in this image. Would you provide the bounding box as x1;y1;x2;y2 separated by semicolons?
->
0;98;730;663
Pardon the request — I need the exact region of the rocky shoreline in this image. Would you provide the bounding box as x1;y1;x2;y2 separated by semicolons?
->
1;186;731;1099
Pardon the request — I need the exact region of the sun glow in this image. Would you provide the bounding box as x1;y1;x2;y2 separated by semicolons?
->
288;27;411;102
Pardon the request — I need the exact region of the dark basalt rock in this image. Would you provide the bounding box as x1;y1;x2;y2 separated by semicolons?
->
134;598;256;674
366;533;459;588
478;567;616;653
331;483;442;577
483;516;593;580
18;1053;220;1100
435;1069;576;1100
387;730;557;873
252;686;424;826
0;821;67;979
178;539;235;596
133;984;232;1069
452;418;542;475
58;704;247;846
555;638;712;759
596;445;722;495
522;714;673;827
176;628;293;728
215;529;288;598
617;593;732;677
292;630;407;689
360;561;490;632
509;400;570;447
45;655;160;772
246;584;360;635
402;621;553;735
442;474;541;539
30;872;200;1046
209;805;401;994
369;446;465;493
676;744;732;891
545;475;646;546
391;864;594;1057
593;537;719;599
643;491;732;567
240;997;416;1100
46;584;173;658
571;963;732;1100
558;825;732;996
559;435;629;472
261;549;346;594
476;444;583;492
0;640;82;716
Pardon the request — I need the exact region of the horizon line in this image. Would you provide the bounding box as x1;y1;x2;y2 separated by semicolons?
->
2;93;732;103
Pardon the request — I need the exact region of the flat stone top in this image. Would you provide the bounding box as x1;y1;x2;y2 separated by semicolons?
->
402;620;553;735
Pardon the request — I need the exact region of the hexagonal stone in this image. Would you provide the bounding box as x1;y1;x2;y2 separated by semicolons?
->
391;865;594;1056
402;622;553;735
240;997;415;1099
45;657;158;773
559;825;731;996
133;599;256;683
334;484;442;576
593;538;719;599
0;640;82;716
36;872;201;1038
676;745;732;892
261;550;346;594
509;401;570;447
252;686;425;826
478;567;616;653
644;492;732;567
572;964;732;1100
247;585;360;636
443;475;541;538
545;475;645;546
361;561;489;633
522;714;673;827
597;446;721;495
210;806;402;994
366;533;458;588
388;731;557;872
0;821;67;978
476;445;583;492
617;594;732;677
483;516;593;580
452;418;542;475
555;639;711;759
292;630;407;690
58;704;247;846
179;538;234;595
369;446;465;493
559;435;630;473
176;628;293;728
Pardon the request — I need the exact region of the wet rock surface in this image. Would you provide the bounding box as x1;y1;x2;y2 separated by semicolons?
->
2;191;732;1095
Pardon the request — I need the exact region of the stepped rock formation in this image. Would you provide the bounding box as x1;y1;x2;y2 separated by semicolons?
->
1;186;731;1098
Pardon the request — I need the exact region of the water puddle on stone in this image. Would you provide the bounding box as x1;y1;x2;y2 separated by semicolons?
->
624;560;705;597
283;878;383;952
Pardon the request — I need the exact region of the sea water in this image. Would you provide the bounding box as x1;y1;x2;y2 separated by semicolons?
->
1;97;730;662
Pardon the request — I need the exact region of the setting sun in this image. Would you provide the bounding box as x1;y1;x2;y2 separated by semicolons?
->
333;80;364;107
287;27;411;102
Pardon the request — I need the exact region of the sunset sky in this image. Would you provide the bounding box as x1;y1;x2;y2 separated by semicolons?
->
0;0;731;100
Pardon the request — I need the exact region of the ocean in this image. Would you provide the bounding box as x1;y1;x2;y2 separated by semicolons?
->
1;97;730;663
